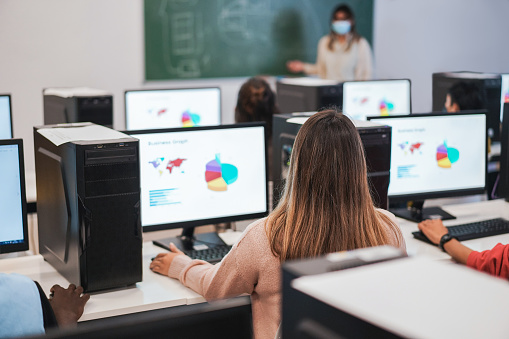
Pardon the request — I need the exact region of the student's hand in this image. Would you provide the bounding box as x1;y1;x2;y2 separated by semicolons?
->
49;284;90;327
418;219;449;245
286;60;304;73
150;243;184;275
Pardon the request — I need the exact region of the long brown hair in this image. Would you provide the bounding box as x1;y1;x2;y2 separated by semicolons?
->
266;110;402;262
327;4;361;52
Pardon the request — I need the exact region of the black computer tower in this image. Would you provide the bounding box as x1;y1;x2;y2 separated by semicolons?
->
43;88;113;127
273;113;392;209
281;246;406;339
276;79;343;113
432;72;501;140
34;123;142;292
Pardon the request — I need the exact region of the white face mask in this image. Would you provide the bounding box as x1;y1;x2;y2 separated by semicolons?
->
332;20;351;35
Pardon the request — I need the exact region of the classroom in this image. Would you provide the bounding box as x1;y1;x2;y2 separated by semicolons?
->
1;0;509;338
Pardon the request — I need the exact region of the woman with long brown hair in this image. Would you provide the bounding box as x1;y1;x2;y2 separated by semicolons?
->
150;110;405;339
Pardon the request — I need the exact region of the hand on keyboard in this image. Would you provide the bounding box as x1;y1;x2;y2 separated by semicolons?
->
417;219;449;245
413;218;509;244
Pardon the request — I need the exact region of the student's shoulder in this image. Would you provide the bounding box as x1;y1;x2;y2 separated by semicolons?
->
238;218;268;242
376;208;396;221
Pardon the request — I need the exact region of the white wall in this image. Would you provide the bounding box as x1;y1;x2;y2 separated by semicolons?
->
373;0;509;112
0;0;245;172
1;0;509;172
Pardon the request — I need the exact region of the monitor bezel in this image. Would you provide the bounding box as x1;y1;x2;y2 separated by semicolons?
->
124;87;222;131
368;110;488;202
341;78;412;117
0;138;29;253
127;122;269;233
0;94;13;139
500;73;509;122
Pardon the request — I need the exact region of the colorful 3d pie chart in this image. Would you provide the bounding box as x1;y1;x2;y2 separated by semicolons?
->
205;155;238;191
182;110;201;127
379;99;395;116
436;141;460;168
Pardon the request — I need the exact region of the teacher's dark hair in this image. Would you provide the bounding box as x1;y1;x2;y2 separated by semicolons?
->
328;3;361;51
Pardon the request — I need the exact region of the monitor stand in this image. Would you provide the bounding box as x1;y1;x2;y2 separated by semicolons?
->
153;227;226;253
390;200;456;223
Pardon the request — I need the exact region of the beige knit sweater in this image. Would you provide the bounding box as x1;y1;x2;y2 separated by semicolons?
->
303;34;373;81
168;210;405;339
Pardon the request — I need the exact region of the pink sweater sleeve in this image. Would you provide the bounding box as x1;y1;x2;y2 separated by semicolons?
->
466;243;509;279
167;221;264;301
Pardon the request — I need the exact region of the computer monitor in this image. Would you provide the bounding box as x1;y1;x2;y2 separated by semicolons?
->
500;74;509;121
0;94;13;139
342;79;411;120
0;139;29;254
128;123;268;249
125;87;221;130
40;296;252;339
368;112;487;222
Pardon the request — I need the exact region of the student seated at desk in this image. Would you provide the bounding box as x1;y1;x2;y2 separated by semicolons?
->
150;110;406;339
443;81;484;113
0;273;89;338
235;76;280;181
419;219;509;279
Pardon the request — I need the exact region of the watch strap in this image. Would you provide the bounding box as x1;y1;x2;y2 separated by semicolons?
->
439;233;456;252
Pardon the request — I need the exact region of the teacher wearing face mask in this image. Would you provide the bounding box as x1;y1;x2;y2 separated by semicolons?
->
287;4;373;81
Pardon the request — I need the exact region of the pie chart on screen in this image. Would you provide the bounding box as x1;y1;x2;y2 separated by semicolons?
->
181;110;201;127
436;141;459;168
205;154;238;191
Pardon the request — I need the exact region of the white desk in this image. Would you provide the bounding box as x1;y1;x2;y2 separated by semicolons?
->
293;256;509;339
0;242;206;321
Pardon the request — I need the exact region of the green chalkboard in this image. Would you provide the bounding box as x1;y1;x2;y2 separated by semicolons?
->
145;0;373;80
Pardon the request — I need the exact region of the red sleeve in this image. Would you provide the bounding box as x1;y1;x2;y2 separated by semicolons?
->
466;243;509;279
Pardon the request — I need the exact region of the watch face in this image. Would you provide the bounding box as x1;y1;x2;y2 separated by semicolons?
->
439;233;454;251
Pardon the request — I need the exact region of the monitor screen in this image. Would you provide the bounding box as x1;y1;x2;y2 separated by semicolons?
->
129;124;268;232
500;74;509;121
125;88;221;130
342;80;411;120
0;95;12;139
0;139;28;253
369;112;486;200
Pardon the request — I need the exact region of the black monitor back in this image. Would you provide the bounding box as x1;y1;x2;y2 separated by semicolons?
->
499;103;509;200
37;297;253;339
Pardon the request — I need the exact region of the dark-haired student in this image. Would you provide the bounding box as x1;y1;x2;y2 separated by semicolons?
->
151;109;405;339
235;77;279;180
418;219;509;279
444;81;484;112
287;4;373;81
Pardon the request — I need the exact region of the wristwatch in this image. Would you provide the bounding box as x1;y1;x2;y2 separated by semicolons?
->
438;233;456;252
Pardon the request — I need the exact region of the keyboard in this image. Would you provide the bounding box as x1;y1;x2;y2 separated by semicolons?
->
183;244;232;263
413;218;509;244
